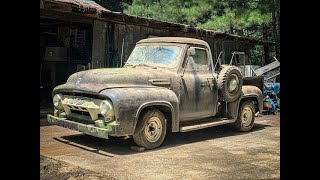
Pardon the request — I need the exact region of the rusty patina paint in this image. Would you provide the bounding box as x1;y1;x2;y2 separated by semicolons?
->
241;86;263;113
50;37;263;140
54;68;178;94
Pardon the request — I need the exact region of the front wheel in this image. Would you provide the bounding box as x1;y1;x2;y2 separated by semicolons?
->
234;101;255;131
133;110;166;149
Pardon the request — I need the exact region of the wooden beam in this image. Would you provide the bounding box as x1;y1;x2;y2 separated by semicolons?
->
40;9;94;24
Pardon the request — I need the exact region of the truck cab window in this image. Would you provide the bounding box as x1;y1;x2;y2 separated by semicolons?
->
186;48;209;71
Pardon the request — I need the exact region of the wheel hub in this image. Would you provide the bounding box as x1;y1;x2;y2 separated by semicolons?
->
241;106;253;127
144;117;162;143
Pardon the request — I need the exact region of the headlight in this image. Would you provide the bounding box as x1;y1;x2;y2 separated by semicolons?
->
100;100;113;117
53;94;63;109
228;76;238;93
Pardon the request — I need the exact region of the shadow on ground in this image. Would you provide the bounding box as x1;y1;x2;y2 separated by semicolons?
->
54;123;270;156
40;118;52;127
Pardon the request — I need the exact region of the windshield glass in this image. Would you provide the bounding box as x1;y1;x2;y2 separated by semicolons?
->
125;45;181;68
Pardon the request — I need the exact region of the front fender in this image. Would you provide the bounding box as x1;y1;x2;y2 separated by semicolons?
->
100;87;179;136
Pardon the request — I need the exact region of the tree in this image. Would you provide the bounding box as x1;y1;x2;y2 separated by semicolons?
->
96;0;133;12
123;0;279;64
272;0;280;61
124;1;272;36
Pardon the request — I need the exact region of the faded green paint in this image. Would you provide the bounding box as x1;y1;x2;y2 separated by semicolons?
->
94;120;114;131
47;114;112;139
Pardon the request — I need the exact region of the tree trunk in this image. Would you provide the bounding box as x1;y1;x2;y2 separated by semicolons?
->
272;0;280;61
263;25;270;65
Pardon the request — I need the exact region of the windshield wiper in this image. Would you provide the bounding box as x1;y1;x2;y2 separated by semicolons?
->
135;63;157;69
125;63;157;69
124;63;136;68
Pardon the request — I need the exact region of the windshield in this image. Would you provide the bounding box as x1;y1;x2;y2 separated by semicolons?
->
125;45;181;68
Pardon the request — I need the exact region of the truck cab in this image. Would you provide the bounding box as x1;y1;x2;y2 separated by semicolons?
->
48;37;263;149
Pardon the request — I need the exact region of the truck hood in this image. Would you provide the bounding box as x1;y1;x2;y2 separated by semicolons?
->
54;68;171;93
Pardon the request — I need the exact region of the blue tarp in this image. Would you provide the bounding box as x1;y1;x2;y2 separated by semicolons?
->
263;83;280;113
263;83;280;96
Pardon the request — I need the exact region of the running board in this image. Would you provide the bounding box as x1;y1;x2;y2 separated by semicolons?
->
179;118;235;132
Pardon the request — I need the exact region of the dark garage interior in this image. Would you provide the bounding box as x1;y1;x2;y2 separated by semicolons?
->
40;18;93;103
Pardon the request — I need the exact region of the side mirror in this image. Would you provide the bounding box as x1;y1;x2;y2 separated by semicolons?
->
187;47;196;56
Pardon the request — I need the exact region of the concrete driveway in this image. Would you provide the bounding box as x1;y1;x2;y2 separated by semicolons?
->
40;115;280;179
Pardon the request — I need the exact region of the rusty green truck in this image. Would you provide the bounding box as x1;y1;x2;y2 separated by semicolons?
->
48;37;263;149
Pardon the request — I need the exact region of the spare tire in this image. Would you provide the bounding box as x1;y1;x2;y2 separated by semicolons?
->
217;65;243;102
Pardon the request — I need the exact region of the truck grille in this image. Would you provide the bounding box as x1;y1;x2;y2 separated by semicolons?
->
60;95;102;120
70;109;91;116
62;92;104;100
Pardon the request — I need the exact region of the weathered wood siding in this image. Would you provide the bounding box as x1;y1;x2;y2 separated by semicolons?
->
92;20;107;68
93;20;253;68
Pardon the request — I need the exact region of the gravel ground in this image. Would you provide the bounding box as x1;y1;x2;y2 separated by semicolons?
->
40;115;280;180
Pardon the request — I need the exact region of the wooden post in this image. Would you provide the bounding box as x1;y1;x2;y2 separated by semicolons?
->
264;45;270;65
92;20;107;68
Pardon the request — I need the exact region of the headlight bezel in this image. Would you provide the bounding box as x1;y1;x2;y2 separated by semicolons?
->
53;94;63;109
99;100;114;118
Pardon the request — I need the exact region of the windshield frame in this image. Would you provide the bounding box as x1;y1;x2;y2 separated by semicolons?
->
125;43;185;69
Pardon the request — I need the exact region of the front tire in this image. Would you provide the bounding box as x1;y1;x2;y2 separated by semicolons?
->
234;101;255;131
133;110;166;149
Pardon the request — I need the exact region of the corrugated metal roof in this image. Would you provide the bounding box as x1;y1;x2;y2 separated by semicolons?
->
43;0;110;13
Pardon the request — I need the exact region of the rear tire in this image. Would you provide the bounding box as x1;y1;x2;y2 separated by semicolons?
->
133;110;166;149
234;101;255;131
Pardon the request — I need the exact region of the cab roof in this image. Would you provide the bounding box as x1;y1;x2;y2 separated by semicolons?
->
137;37;209;47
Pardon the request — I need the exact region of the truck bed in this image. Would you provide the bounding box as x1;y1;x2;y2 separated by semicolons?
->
243;76;264;92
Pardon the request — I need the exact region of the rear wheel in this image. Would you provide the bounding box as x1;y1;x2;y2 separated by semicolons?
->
133;110;166;149
234;101;255;131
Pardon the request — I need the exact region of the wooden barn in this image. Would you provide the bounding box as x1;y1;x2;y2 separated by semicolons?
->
40;0;274;102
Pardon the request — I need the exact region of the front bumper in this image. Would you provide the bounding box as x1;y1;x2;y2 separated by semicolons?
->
47;114;112;139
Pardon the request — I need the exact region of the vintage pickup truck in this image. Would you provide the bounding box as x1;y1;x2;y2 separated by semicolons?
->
48;37;263;149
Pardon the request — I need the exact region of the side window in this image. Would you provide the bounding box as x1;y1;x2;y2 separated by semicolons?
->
186;48;209;71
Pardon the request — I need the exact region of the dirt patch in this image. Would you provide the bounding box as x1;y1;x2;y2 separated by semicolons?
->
256;114;280;126
40;155;115;180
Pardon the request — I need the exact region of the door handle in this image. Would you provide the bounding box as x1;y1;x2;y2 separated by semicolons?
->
207;77;216;89
200;82;209;87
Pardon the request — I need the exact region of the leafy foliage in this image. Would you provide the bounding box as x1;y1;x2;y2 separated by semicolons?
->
123;0;278;64
124;0;272;37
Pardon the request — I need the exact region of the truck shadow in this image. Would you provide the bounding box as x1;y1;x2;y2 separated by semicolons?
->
55;122;270;156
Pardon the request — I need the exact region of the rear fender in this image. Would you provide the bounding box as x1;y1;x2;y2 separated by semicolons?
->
225;85;263;119
241;85;263;114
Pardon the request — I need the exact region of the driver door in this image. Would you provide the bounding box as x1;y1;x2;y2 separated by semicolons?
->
179;46;218;121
